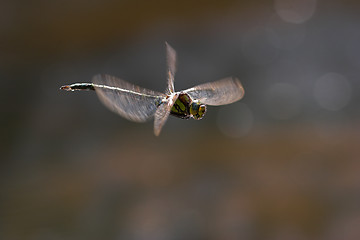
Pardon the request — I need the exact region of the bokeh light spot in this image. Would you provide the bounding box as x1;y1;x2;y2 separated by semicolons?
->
313;72;352;111
274;0;317;24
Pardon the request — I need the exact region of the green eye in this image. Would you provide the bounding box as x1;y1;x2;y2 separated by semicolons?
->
190;102;206;120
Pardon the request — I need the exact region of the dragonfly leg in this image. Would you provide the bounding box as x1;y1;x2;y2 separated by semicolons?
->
60;83;95;91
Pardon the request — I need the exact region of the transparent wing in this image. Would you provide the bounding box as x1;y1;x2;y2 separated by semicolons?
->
184;77;245;106
92;74;165;122
154;94;177;136
165;42;176;94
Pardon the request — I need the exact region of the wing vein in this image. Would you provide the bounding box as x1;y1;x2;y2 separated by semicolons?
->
184;77;244;106
92;74;165;122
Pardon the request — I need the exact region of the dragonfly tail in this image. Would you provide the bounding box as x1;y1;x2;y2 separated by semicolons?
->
60;83;95;91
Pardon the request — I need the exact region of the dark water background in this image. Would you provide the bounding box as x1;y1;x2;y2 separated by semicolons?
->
1;0;360;239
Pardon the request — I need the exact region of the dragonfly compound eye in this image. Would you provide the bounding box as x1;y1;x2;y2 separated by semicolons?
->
190;102;207;120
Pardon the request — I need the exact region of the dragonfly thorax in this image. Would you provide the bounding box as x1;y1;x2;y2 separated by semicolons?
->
170;93;206;120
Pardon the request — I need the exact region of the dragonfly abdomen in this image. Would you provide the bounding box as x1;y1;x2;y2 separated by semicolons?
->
60;83;95;91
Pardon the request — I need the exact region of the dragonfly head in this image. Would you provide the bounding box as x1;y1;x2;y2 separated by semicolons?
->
190;101;206;120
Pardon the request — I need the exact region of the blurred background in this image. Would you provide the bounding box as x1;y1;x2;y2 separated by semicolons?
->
1;0;360;239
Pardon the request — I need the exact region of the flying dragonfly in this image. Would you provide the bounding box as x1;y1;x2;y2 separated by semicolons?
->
60;42;245;136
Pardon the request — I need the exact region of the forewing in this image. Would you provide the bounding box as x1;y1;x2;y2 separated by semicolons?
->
153;94;177;136
92;74;165;122
165;42;176;94
184;77;245;106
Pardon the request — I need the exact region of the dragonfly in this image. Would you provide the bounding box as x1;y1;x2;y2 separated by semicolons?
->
60;42;245;136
